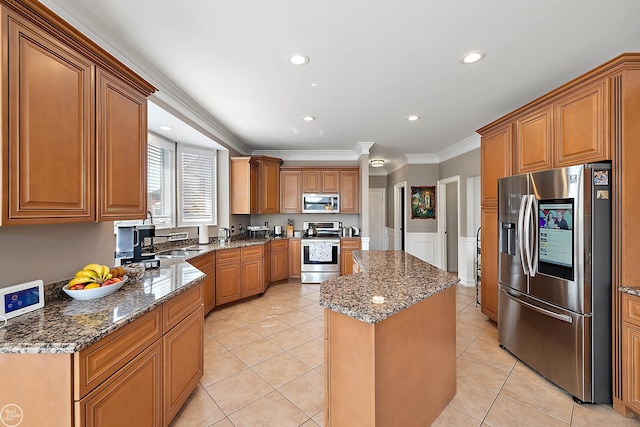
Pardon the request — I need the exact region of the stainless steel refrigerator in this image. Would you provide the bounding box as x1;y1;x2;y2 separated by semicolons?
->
497;163;612;403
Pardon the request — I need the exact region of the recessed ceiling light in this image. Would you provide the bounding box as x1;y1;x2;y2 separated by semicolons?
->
407;115;420;121
460;51;486;64
288;53;310;65
310;83;318;87
159;125;173;131
303;116;316;121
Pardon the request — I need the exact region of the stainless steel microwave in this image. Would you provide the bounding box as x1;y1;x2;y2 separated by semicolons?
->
302;193;339;213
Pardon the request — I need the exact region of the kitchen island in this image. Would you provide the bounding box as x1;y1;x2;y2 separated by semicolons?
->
320;250;460;427
0;261;206;427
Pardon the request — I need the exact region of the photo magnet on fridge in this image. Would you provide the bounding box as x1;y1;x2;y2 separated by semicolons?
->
594;170;609;185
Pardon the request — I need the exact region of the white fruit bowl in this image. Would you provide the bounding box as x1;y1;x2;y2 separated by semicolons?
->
63;276;128;300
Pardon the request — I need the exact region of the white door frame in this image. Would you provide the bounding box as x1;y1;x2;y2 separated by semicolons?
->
393;181;407;251
437;175;461;271
369;188;386;250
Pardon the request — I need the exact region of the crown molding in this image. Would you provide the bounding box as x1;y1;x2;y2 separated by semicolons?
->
404;153;440;164
39;0;251;156
438;133;481;162
251;149;359;162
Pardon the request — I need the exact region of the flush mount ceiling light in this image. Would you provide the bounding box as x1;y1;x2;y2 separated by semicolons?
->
303;115;316;121
159;125;173;131
407;115;420;121
288;53;310;65
370;159;385;168
460;51;486;64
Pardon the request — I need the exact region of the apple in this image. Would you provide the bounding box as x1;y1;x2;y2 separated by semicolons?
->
102;279;114;286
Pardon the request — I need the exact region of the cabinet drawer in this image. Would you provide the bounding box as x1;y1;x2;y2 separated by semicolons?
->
271;239;288;251
163;283;203;333
623;294;640;328
340;238;361;250
75;307;162;399
242;245;263;259
216;248;241;263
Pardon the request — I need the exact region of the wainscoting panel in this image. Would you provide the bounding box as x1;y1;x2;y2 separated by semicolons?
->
406;232;440;266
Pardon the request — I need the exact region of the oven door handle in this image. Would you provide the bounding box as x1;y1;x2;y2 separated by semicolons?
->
503;289;573;324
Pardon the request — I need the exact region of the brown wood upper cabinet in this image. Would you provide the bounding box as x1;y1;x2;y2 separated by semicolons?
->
280;170;302;213
1;5;154;225
479;123;512;206
230;156;283;214
281;167;360;214
515;105;553;174
339;169;360;214
554;79;610;166
515;79;610;173
97;68;148;221
303;170;339;193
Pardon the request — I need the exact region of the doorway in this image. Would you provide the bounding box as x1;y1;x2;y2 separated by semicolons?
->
437;176;460;272
369;188;386;250
394;182;406;251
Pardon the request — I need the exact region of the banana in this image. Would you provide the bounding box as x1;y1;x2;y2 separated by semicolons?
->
69;276;96;286
82;264;104;278
101;265;110;280
75;270;99;280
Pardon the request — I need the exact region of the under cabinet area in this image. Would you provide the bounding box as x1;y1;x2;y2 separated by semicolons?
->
1;2;155;225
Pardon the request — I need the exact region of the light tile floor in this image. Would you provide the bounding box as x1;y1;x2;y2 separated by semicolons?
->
170;281;640;427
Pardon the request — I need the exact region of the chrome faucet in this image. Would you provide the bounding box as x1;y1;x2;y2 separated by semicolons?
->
146;210;154;225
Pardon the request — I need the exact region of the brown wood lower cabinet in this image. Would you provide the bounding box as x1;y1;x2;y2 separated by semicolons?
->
78;340;163;427
216;248;242;305
289;238;301;279
163;308;204;424
186;253;215;314
622;293;640;415
480;207;499;322
271;239;289;282
242;245;263;298
340;238;361;276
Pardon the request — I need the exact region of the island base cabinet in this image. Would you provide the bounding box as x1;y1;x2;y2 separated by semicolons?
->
77;341;163;427
324;286;456;426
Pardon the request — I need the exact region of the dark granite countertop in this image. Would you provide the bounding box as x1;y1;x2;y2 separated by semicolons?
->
620;286;640;297
319;250;460;324
0;262;205;354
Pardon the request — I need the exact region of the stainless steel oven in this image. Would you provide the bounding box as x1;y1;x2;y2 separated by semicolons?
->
301;221;341;283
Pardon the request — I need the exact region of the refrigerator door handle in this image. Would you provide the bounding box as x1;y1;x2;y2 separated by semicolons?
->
527;195;538;276
518;195;529;275
523;195;536;276
503;289;573;323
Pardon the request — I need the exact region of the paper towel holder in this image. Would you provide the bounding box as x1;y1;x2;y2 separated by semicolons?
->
198;224;210;244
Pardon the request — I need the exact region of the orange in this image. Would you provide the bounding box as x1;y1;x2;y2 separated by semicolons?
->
84;283;101;290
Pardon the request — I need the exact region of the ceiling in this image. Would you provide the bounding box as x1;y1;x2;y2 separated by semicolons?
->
42;0;640;166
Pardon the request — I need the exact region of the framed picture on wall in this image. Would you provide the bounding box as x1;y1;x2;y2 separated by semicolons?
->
411;186;436;219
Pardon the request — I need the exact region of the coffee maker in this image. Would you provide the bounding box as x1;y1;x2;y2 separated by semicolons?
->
115;224;159;267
